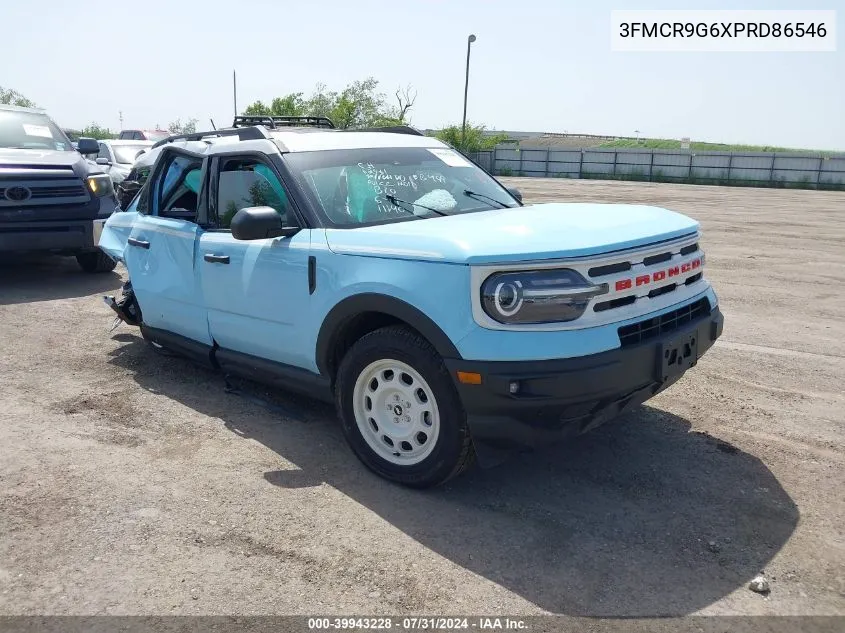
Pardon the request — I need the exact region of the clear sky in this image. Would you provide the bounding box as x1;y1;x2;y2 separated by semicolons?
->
2;0;842;150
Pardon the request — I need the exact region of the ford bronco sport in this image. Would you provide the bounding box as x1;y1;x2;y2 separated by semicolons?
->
97;116;724;488
0;104;118;272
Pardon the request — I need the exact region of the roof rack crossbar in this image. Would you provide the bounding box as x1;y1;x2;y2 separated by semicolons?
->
231;115;336;129
352;125;426;136
151;126;269;149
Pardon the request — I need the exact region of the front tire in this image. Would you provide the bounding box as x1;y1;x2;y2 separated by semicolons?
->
76;250;117;273
335;325;475;488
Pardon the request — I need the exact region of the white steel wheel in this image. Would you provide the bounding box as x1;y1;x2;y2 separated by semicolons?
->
352;358;441;466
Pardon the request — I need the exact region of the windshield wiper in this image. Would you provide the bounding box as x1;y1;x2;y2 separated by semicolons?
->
463;189;509;209
385;194;449;217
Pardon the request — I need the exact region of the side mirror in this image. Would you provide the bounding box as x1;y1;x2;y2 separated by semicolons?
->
95;157;111;166
231;206;299;240
507;187;523;204
77;137;99;155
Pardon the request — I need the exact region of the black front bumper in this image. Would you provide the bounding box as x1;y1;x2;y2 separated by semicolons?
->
445;302;724;467
0;196;117;254
0;219;99;254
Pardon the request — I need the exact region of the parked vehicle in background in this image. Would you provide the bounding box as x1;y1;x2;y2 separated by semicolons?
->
112;139;208;209
84;139;154;185
97;116;724;487
0;104;118;272
117;129;170;142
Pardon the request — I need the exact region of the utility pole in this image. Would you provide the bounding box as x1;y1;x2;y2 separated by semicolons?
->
461;34;477;150
119;110;124;130
233;70;238;117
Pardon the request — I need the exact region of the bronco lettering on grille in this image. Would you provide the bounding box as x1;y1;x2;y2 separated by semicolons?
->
615;257;701;291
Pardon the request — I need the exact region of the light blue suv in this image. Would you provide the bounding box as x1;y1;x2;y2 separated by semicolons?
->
97;116;724;488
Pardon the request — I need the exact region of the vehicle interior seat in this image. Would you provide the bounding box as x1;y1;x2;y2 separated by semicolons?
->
345;166;381;222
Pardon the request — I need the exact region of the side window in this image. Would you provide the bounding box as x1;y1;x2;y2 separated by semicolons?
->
135;181;150;215
97;143;111;161
137;166;151;185
154;154;204;222
216;158;292;230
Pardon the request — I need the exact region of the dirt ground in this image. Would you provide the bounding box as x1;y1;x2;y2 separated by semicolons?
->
0;178;843;617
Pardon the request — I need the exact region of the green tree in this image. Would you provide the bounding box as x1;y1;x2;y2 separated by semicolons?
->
241;78;414;129
270;93;307;116
373;85;417;126
329;77;386;129
0;86;36;107
243;94;307;117
81;122;117;140
243;100;270;115
434;122;508;153
304;83;338;119
168;117;198;134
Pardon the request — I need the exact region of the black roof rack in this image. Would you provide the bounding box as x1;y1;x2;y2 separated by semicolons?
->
151;126;270;149
231;115;336;129
353;125;425;136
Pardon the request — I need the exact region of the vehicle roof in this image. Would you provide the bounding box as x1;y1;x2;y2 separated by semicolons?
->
136;127;451;168
0;103;47;114
103;139;154;146
267;129;448;153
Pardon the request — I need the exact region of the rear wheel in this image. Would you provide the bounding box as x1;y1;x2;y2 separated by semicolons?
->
76;250;117;273
335;325;474;488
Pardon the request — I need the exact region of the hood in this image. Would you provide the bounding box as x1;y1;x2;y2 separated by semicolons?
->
0;147;82;166
0;147;105;177
324;202;699;265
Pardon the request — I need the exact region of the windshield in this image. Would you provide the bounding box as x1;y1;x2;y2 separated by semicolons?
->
0;110;73;151
284;146;519;227
144;131;170;142
112;144;147;164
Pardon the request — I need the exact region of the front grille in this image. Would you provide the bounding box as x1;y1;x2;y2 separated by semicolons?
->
643;252;672;266
589;261;631;277
584;237;705;315
647;283;677;299
0;179;90;207
594;295;636;312
618;298;711;347
26;185;87;199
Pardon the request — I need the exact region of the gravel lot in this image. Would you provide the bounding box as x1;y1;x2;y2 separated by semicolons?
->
1;178;843;617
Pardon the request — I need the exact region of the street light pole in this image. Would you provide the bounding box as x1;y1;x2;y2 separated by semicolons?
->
461;34;477;150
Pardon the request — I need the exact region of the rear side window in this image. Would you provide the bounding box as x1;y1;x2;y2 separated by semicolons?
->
153;153;204;221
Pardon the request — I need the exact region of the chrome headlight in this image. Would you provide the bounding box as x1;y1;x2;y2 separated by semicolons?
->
85;174;114;198
480;269;608;324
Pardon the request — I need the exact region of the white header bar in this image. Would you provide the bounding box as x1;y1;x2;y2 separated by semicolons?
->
611;10;837;52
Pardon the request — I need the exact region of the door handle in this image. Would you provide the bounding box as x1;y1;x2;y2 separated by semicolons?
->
204;253;230;264
128;237;150;249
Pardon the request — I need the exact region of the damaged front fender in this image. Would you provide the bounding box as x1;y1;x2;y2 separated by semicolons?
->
97;210;138;262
